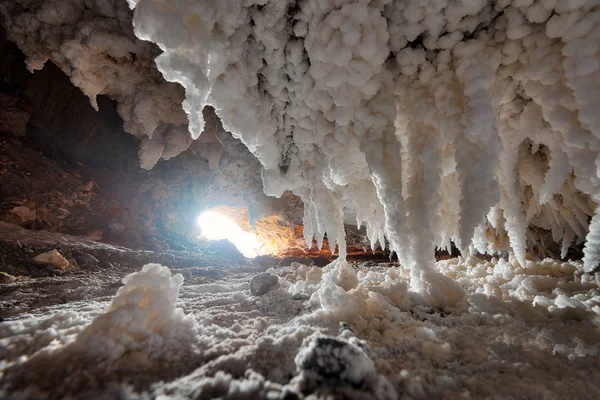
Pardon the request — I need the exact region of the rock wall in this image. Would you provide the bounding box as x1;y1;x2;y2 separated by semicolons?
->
0;27;310;255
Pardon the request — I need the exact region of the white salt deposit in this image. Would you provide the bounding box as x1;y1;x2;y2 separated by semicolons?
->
2;2;599;294
129;0;600;298
1;259;599;398
1;2;600;395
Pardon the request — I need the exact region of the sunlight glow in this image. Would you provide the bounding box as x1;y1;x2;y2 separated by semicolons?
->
197;211;260;258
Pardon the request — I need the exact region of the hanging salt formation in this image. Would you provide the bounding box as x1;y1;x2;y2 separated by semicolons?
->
126;0;598;272
3;0;598;282
126;0;599;271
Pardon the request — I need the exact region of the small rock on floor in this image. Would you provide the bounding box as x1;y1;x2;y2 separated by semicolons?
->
0;271;16;283
295;335;376;388
250;272;279;296
33;249;69;269
76;253;100;268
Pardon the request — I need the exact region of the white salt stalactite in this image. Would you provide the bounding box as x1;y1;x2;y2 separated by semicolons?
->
123;1;600;287
583;205;600;272
362;129;409;268
310;183;347;259
494;84;528;266
454;51;502;253
398;110;443;272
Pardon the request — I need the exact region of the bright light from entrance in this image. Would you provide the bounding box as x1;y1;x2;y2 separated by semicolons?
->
197;211;260;258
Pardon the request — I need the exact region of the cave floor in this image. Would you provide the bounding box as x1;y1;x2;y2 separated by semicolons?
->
0;221;250;318
1;224;600;399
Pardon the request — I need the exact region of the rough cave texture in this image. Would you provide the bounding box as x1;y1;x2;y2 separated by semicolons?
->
0;2;600;400
123;0;599;273
0;25;319;258
0;22;388;260
2;0;598;274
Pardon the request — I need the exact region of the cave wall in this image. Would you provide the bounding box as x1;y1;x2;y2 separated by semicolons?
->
23;62;141;172
0;27;576;259
0;25;309;253
1;18;571;261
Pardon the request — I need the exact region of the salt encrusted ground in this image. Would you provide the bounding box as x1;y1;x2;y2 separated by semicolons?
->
1;257;599;399
4;0;600;274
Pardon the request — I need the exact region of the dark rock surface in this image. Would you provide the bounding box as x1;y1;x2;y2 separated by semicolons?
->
0;92;30;137
250;272;279;296
295;335;375;388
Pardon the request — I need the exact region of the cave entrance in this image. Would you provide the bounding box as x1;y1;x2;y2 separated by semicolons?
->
197;209;262;258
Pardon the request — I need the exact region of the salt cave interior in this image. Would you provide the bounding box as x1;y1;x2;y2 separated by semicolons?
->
1;0;600;399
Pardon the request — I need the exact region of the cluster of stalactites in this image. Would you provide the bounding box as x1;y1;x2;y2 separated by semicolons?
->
4;0;598;273
130;0;600;273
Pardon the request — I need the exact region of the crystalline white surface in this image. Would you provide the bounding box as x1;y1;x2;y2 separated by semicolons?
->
2;259;600;398
125;0;600;289
0;0;191;169
2;1;600;292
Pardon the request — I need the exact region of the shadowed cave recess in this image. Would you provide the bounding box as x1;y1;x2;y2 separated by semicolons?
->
0;1;600;399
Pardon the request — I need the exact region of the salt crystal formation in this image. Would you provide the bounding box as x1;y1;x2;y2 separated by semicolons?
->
0;0;191;169
128;0;600;278
3;1;600;287
3;260;599;398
